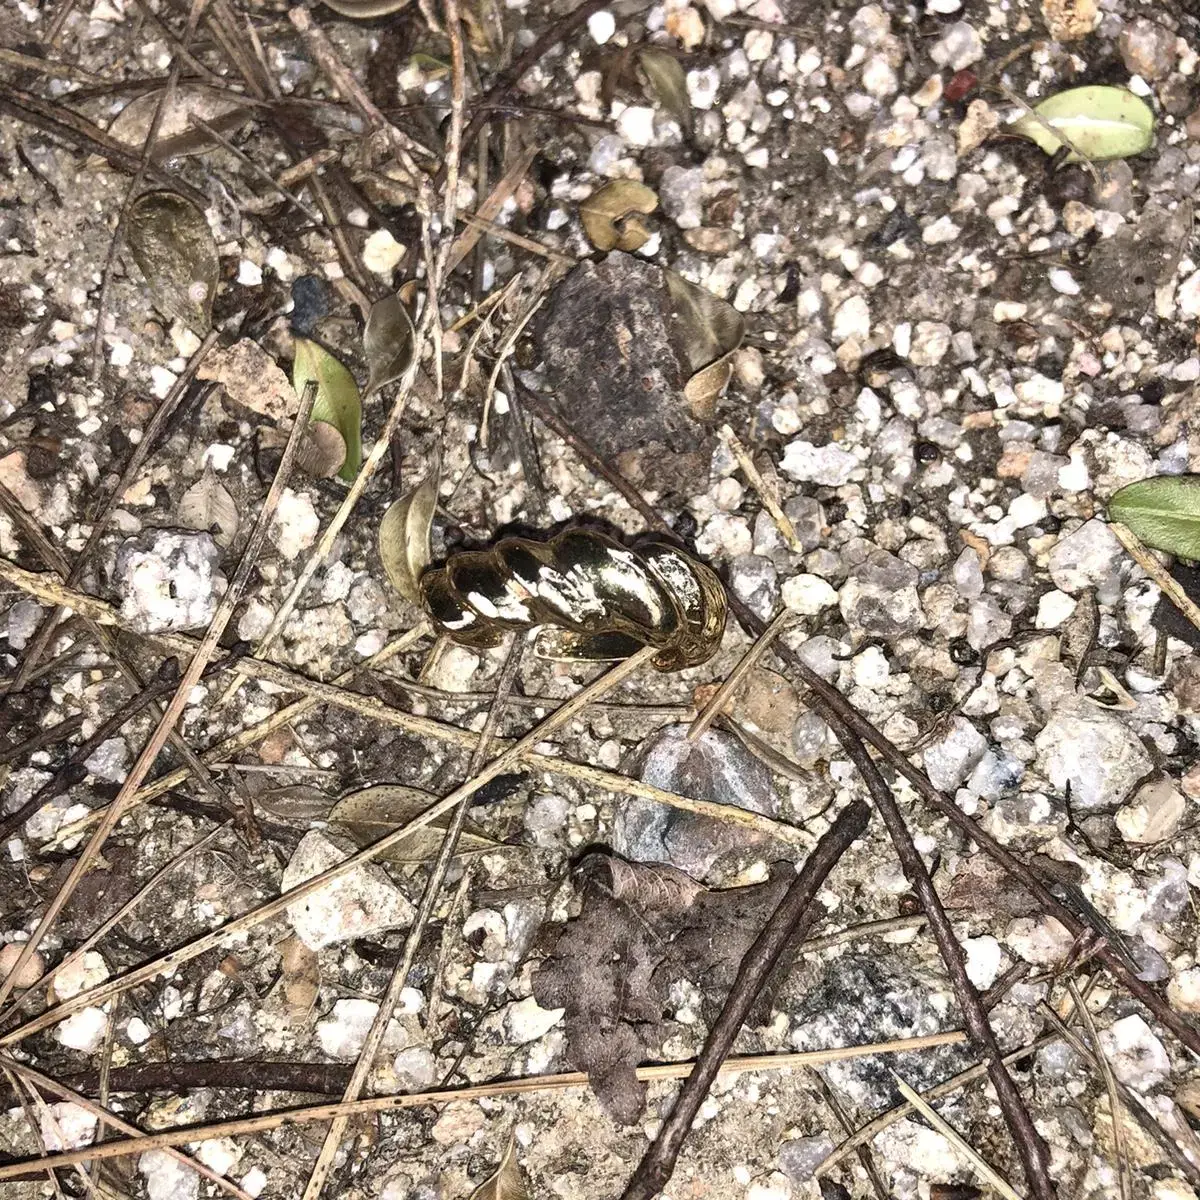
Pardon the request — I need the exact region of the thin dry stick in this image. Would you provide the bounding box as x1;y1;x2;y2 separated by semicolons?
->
83;993;117;1200
446;145;538;272
815;1034;1061;1177
1066;980;1131;1200
1110;520;1200;636
5;1066;75;1198
0;1033;967;1178
299;637;527;1200
890;1072;1023;1200
2;647;661;1044
620;801;871;1200
687;607;794;741
720;425;802;552
0;379;319;1013
3;1060;253;1200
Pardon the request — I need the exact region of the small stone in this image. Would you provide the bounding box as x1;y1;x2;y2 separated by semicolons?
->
56;1006;109;1052
779;440;857;486
962;935;1003;989
1005;915;1074;965
1118;17;1176;81
270;488;319;560
1035;590;1076;629
952;547;984;598
49;951;109;1001
362;228;405;275
0;943;44;989
746;1172;792;1200
958;98;999;155
84;737;129;783
1168;968;1200;1014
424;644;481;693
587;9;615;43
659;166;706;229
505;995;564;1043
922;717;987;791
282;831;414;950
1100;1014;1169;1091
930;21;983;70
907;321;951;366
41;1102;97;1151
839;551;925;636
195;1139;242;1177
778;1135;834;1183
317;998;382;1058
1116;778;1185;844
1047;519;1124;597
1041;0;1098;40
524;793;569;848
617;105;657;147
831;294;870;343
7;599;44;650
140;1150;199;1200
114;530;226;633
393;1046;437;1090
1035;710;1152;811
1178;270;1200;319
781;574;838;615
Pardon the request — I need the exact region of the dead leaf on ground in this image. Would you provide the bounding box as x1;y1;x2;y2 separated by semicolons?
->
279;934;319;1018
177;467;239;548
638;47;692;133
253;785;331;825
532;850;802;1123
197;339;297;423
364;291;417;394
126;190;219;333
580;180;659;253
327;782;500;863
470;1136;529;1200
294;421;349;479
665;270;745;420
379;447;441;604
103;86;251;161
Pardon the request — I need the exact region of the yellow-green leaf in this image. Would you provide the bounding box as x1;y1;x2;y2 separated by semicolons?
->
126;191;219;333
292;338;362;482
379;448;441;603
580;180;659;253
328;784;500;864
1011;85;1155;162
1109;475;1200;560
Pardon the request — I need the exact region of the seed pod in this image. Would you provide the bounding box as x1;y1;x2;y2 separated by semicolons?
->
419;529;726;672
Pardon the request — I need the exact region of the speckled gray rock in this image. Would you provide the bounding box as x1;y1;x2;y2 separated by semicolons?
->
729;552;778;620
113;530;226;633
1035;710;1152;811
922;717;987;792
613;726;777;881
839;550;925;636
789;954;971;1110
778;1135;834;1184
1048;519;1124;600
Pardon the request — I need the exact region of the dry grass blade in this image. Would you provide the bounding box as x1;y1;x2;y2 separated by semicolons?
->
0;378;319;1014
720;425;802;551
888;1072;1023;1200
0;1035;969;1178
448;146;538;272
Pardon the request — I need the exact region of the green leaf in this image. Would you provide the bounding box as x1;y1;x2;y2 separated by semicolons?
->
126;191;219;333
328;783;501;864
378;447;440;603
292;338;362;482
1109;475;1200;559
1011;85;1155;162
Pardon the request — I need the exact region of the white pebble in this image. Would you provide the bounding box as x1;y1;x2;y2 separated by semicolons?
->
587;10;615;43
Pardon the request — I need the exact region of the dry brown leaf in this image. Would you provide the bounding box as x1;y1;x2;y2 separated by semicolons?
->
104;86;251;161
177;467;239;548
327;783;500;864
638;47;692;133
126;191;219;333
665;270;744;420
470;1137;528;1200
364;292;416;394
198;339;297;423
294;421;348;480
379;448;441;604
279;934;319;1018
580;180;659;253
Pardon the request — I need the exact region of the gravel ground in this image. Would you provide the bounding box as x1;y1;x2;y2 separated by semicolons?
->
1;0;1200;1198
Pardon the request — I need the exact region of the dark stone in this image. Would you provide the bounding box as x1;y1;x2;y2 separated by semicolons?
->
536;252;712;492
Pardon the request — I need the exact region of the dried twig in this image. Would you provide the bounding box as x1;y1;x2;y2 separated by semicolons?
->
0;1031;967;1178
720;425;802;552
620;801;870;1200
